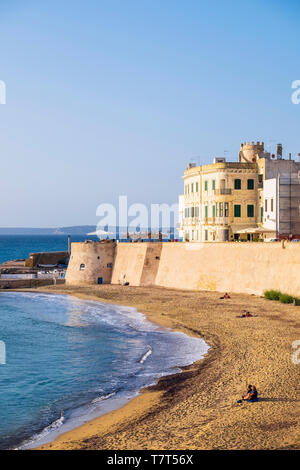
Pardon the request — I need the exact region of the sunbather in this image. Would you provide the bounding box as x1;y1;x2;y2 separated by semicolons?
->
220;292;231;299
242;385;258;401
237;311;253;318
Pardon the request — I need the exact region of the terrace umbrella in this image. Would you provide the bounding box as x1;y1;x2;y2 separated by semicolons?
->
87;229;114;238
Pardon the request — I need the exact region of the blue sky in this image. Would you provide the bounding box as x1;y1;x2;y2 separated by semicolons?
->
0;0;299;227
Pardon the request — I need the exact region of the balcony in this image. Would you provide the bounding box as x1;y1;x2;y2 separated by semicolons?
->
214;188;232;195
204;217;216;224
183;217;199;226
214;217;230;225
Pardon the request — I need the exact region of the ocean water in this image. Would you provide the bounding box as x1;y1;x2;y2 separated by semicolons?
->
0;235;98;265
0;236;209;449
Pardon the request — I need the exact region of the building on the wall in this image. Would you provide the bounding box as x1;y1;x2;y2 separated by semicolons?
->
262;173;300;239
179;141;300;241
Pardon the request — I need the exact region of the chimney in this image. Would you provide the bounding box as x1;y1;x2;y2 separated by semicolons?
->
277;143;283;159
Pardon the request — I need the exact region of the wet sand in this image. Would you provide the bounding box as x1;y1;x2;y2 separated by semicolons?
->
23;284;299;450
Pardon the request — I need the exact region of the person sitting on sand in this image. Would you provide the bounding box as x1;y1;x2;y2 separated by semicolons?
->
242;385;258;401
220;292;231;299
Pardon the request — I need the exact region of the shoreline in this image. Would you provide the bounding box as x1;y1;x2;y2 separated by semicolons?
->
10;285;300;450
15;289;209;450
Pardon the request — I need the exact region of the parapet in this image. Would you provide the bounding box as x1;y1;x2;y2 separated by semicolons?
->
239;141;265;163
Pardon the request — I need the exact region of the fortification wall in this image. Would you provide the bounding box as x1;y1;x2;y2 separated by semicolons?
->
112;242;300;296
0;278;65;289
111;242;163;286
111;243;148;286
25;251;69;268
67;240;300;296
66;241;115;285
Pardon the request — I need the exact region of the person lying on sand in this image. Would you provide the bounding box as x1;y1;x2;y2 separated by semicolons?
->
237;311;254;318
220;292;231;299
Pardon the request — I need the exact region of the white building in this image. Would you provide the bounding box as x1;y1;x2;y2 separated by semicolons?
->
263;179;277;233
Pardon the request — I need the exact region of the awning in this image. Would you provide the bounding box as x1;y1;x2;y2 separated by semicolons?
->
235;226;274;234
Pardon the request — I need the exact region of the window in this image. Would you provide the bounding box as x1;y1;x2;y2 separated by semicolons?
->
191;183;194;193
265;199;268;211
191;230;194;240
216;203;218;217
247;179;254;190
234;179;241;190
80;264;85;271
195;206;199;217
212;205;216;217
247;205;254;217
191;207;195;217
205;180;208;191
205;230;208;241
261;207;263;222
258;174;263;183
234;205;241;217
196;182;199;192
107;263;113;268
212;180;215;190
219;202;223;217
205;205;208;218
225;202;229;217
271;198;274;212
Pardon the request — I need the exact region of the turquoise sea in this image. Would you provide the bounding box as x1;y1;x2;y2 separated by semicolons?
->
0;236;208;449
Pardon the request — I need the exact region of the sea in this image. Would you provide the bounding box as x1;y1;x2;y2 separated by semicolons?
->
0;235;209;449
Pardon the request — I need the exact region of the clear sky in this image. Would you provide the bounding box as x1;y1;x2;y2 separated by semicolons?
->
0;0;299;227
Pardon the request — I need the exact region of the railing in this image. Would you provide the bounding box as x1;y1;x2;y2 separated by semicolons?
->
214;217;230;225
214;188;232;195
183;217;199;225
0;272;65;280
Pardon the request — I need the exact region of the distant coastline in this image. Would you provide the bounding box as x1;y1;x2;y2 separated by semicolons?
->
0;226;97;236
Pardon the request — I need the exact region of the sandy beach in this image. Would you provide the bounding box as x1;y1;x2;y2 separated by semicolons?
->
22;284;300;450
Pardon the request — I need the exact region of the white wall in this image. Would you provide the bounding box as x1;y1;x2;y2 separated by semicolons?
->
263;178;277;231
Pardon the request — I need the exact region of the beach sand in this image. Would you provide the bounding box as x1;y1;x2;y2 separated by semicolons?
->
25;284;299;450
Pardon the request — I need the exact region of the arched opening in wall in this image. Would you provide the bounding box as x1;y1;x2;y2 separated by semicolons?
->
97;256;100;260
80;264;85;271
